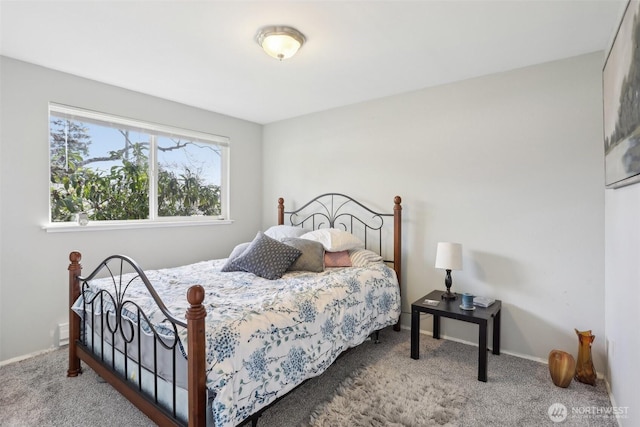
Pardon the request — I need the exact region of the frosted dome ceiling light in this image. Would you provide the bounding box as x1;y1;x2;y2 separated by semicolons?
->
256;26;305;61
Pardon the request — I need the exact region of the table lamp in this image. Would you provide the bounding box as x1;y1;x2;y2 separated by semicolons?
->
435;242;462;300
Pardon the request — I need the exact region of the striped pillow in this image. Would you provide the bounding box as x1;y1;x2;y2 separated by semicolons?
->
349;249;383;267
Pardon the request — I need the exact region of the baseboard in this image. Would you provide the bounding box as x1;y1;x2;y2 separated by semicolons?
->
400;324;606;379
400;324;545;362
604;378;623;427
0;346;63;367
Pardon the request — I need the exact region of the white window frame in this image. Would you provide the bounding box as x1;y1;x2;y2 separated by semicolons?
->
44;103;231;232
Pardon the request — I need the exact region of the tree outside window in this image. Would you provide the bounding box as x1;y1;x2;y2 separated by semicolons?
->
49;105;228;223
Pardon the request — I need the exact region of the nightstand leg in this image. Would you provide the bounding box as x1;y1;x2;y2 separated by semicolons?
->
411;308;420;359
492;309;501;355
433;315;441;339
479;321;488;382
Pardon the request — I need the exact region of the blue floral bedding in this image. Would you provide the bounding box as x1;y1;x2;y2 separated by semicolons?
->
73;258;401;427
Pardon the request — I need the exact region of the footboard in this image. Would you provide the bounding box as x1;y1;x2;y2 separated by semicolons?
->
67;252;207;427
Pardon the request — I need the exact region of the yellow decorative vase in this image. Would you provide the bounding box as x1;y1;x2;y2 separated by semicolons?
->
575;329;597;386
548;349;576;388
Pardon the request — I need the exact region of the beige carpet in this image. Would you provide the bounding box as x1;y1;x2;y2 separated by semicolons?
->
308;364;466;426
0;328;620;427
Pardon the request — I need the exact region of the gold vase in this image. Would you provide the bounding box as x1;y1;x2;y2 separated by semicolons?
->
548;349;575;388
575;329;596;386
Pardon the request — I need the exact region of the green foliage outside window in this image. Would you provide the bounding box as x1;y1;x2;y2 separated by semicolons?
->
49;117;221;222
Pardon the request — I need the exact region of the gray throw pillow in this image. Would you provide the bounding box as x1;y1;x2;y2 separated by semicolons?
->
223;232;302;280
282;237;325;272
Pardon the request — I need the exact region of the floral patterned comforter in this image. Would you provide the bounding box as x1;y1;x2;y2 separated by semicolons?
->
73;258;401;427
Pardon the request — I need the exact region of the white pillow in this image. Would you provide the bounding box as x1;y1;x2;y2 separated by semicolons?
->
301;228;364;252
349;249;383;267
227;242;250;260
264;225;306;241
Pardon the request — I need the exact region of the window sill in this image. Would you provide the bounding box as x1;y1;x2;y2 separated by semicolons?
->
43;218;234;233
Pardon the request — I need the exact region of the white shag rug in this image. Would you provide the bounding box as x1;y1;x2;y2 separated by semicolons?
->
308;364;467;427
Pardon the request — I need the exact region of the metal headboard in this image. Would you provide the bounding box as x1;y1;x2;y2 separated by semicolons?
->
277;193;402;290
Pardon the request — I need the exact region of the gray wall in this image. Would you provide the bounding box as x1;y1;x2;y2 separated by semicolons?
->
0;57;263;361
605;186;640;422
263;52;606;369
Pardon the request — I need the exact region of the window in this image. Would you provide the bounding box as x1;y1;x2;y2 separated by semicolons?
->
49;104;229;224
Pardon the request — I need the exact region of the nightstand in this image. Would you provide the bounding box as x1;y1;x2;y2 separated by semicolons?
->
410;290;502;382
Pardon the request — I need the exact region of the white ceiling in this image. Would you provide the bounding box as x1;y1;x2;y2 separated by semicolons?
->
0;0;626;124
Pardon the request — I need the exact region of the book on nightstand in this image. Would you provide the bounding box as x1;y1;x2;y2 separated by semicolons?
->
473;296;495;308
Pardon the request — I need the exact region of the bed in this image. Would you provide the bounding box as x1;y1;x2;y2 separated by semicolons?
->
67;193;403;427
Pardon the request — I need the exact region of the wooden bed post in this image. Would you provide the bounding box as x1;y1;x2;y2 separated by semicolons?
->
186;285;207;427
277;197;285;225
393;196;402;332
67;251;82;377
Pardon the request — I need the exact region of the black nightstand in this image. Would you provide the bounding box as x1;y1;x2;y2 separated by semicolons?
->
411;290;502;382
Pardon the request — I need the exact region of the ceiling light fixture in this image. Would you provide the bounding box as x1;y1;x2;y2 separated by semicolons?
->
256;26;306;61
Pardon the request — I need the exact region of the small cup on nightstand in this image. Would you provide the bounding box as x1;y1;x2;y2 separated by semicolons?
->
461;293;474;309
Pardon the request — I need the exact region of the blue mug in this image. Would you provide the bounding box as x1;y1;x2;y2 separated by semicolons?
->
462;293;474;309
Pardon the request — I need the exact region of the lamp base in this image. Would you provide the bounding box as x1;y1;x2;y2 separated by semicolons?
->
441;290;457;300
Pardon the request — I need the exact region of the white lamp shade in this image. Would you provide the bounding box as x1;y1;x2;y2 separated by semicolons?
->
434;242;463;270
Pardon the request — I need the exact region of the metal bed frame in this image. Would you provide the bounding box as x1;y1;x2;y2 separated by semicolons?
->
67;193;402;427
